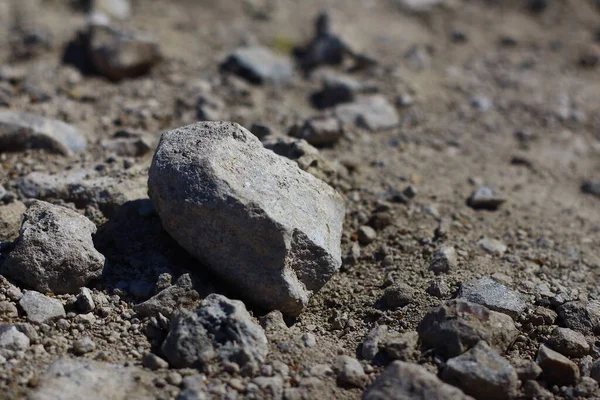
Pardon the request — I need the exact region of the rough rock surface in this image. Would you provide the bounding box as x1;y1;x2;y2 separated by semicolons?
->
457;276;526;319
536;344;580;386
1;201;104;294
0;111;87;156
418;299;519;358
148;121;345;315
29;358;155;400
363;361;475;400
161;294;268;370
220;46;293;85
18;290;66;324
442;341;518;400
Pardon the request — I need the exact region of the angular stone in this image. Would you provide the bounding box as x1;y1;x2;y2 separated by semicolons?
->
161;294;268;370
0;200;26;242
0;111;87;156
220;47;293;85
536;344;580;386
289;116;344;147
19;291;66;324
92;0;131;20
457;277;526;319
442;341;518;400
467;186;506;210
477;237;507;255
557;300;600;335
29;358;155;400
334;355;367;388
512;358;542;381
429;245;457;274
363;361;474;400
1;201;104;294
148;122;345;315
88;24;162;81
17;171;147;218
418;299;519;358
381;331;420;361
335;95;399;131
134;274;199;318
547;327;590;358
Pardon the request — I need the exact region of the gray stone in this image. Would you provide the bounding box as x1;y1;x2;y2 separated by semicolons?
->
0;325;30;360
557;300;600;335
364;361;474;400
142;353;169;370
380;283;414;309
0;301;18;318
477;237;507;255
467;186;506;210
334;355;367;388
547;327;590;357
134;274;199;318
335;95;399;131
426;277;450;298
19;291;65;324
418;299;519;358
220;47;293;85
361;324;386;361
0;200;26;242
289;116;344;147
29;358;155;400
442;341;518;400
92;0;131;20
381;331;419;361
161;294;268;370
512;358;542;381
429;245;457;274
358;225;377;245
457;277;526;319
72;337;96;355
76;288;95;313
17;171;147;218
88;24;162;81
1;201;104;294
101;136;152;157
536;344;580;386
148;122;345;315
0;111;87;156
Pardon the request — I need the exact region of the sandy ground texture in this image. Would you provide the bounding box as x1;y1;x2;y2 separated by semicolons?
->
1;0;600;399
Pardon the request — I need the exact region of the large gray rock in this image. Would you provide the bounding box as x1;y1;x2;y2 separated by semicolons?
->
17;171;147;218
457;277;527;319
220;46;293;85
1;201;104;294
29;358;155;400
18;291;65;324
161;294;268;370
148;122;345;315
442;341;518;400
88;24;162;81
0;111;87;156
363;361;474;400
418;299;519;358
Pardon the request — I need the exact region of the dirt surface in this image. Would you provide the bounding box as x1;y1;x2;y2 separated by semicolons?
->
1;0;600;399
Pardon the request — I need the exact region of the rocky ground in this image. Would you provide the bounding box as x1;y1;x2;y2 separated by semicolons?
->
0;0;600;399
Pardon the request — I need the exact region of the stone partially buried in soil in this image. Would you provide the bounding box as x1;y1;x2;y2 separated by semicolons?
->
442;341;518;400
457;276;526;319
363;361;474;400
29;357;155;400
220;46;293;85
0;110;87;156
87;24;162;81
467;186;506;210
161;294;268;370
1;201;105;294
148;122;345;315
418;299;519;358
335;95;399;131
19;291;65;324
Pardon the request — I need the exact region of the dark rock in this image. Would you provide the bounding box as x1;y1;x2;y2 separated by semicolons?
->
289;116;344;147
379;283;414;309
442;341;518;400
418;299;519;358
557;300;600;335
536;344;580;386
429;245;457;275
